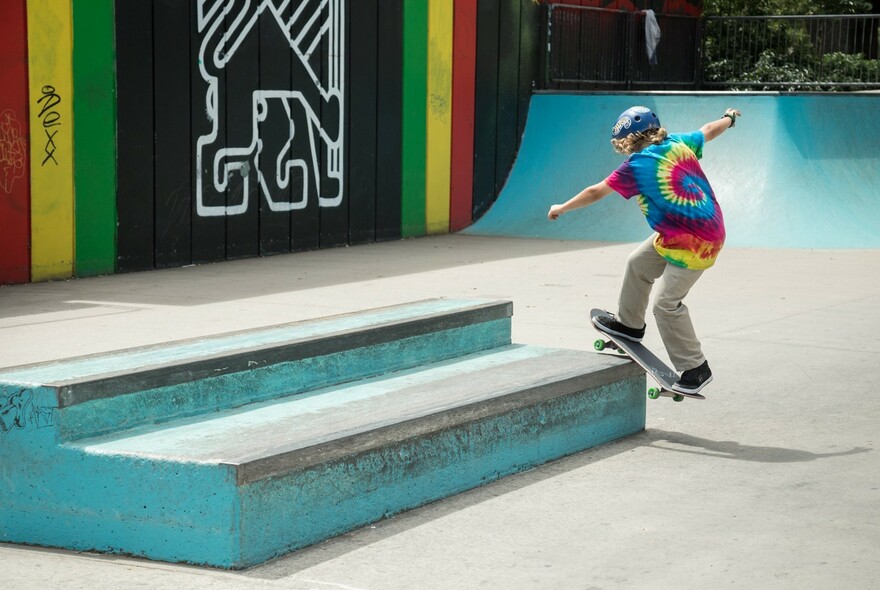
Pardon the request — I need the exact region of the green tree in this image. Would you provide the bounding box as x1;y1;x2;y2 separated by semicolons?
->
704;0;872;15
702;0;878;89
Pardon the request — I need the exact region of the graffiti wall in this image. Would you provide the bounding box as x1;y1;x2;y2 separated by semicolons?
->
0;0;539;284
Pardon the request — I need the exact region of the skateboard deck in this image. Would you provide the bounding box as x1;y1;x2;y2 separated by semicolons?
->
589;309;705;402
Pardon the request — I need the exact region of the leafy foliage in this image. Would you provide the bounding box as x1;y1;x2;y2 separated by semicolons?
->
702;0;879;89
704;0;872;16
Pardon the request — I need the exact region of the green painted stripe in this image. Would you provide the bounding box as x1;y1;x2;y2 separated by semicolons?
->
72;0;117;277
401;0;428;238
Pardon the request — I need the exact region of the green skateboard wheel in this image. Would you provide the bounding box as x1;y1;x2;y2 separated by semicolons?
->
594;339;605;351
673;394;684;402
648;388;661;399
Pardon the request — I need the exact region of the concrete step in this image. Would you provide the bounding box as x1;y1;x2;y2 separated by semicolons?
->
8;345;644;568
0;298;512;440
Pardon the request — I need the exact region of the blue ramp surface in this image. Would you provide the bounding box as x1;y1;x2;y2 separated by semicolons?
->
464;93;880;249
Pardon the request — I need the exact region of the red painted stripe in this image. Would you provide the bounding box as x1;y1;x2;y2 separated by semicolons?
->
0;0;31;284
449;0;477;232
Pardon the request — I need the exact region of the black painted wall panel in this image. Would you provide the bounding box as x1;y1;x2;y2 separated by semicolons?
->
153;0;192;268
224;5;260;260
495;0;521;195
348;0;378;245
115;0;155;272
114;0;543;273
290;21;322;253
375;0;403;242
472;0;540;219
191;0;226;263
518;0;540;141
319;10;348;249
258;5;294;255
473;0;500;219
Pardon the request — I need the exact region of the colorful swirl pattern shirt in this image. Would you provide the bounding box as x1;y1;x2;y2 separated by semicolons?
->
605;131;725;270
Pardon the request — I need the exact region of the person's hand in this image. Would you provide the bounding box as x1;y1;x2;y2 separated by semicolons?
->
548;204;565;221
725;107;742;118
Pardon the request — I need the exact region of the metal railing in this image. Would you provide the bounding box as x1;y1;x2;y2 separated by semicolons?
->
541;4;880;91
702;14;880;89
542;4;700;90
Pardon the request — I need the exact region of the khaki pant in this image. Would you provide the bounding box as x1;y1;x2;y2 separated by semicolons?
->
617;234;706;372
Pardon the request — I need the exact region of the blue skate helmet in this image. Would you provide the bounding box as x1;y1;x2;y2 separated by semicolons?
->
611;106;660;140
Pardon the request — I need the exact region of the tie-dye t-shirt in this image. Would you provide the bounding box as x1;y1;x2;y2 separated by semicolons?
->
605;131;725;270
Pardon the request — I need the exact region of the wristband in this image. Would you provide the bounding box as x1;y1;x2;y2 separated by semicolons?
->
722;112;736;128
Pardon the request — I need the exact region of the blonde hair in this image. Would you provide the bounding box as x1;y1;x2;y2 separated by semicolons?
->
611;127;668;155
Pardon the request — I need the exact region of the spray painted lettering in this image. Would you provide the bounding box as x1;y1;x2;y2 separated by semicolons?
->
0;389;56;433
36;85;62;166
0;109;27;193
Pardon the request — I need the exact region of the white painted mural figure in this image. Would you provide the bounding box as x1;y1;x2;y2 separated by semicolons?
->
195;0;344;217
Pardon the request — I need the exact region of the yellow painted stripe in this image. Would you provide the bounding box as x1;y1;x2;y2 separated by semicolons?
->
27;0;75;281
425;0;453;235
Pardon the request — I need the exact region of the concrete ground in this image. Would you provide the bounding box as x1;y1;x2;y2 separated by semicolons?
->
2;234;878;589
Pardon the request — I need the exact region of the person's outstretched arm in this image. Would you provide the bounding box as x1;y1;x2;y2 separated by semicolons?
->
701;108;741;142
547;181;614;221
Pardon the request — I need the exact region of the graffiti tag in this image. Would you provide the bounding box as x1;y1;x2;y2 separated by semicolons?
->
0;109;27;193
0;389;56;433
36;85;62;166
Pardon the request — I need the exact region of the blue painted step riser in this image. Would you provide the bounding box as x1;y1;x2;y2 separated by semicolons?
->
0;375;644;568
239;376;644;567
0;443;239;565
2;319;510;442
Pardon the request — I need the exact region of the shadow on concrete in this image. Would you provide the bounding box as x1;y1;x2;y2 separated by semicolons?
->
646;429;871;463
243;427;871;578
2;424;871;578
243;429;647;579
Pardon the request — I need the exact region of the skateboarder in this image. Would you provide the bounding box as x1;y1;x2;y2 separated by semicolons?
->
547;105;741;394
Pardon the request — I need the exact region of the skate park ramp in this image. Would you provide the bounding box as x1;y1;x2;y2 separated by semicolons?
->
464;93;880;249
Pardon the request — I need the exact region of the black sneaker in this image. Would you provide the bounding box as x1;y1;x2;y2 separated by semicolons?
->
672;361;713;394
592;312;646;342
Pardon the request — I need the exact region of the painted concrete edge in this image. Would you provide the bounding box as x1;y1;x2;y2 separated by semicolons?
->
236;374;646;568
0;298;511;389
234;358;642;484
0;452;242;567
56;300;513;406
60;319;513;441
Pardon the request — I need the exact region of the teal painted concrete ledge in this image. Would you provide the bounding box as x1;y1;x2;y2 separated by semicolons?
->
0;300;646;568
0;299;512;440
237;375;645;568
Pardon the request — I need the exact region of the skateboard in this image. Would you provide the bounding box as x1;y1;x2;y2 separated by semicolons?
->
589;308;704;402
